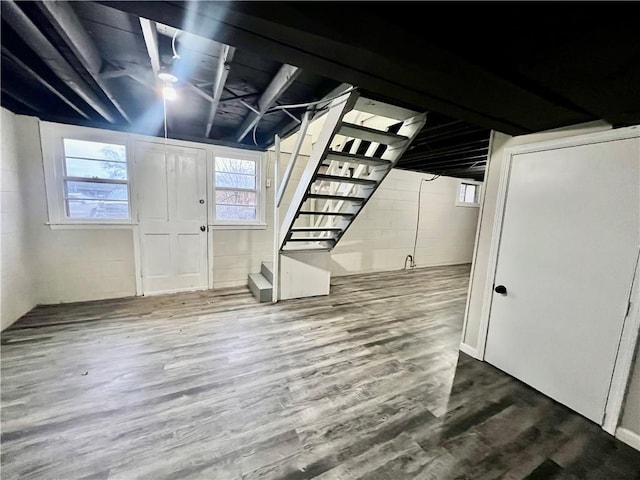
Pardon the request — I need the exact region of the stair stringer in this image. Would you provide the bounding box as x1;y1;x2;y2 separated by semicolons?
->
278;90;360;249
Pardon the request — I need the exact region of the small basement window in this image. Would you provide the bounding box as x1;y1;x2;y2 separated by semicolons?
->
40;122;133;226
62;139;129;220
213;155;263;225
456;181;481;207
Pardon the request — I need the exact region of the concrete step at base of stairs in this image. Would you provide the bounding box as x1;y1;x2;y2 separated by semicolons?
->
261;262;274;284
248;273;272;303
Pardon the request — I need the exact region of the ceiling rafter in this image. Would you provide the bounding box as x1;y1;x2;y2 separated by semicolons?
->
236;63;301;142
1;46;91;120
205;44;235;138
139;18;161;76
36;1;131;123
1;0;117;123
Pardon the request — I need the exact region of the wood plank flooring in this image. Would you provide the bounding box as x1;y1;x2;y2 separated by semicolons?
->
1;265;639;479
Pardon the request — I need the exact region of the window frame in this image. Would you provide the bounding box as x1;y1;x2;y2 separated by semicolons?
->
41;123;135;226
210;148;266;227
456;180;482;207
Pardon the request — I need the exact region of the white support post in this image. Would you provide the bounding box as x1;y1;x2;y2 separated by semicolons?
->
272;136;281;303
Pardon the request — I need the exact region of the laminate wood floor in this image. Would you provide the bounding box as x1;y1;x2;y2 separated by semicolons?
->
2;265;639;479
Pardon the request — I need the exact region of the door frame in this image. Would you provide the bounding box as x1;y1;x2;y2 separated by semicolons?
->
476;125;640;434
133;140;210;296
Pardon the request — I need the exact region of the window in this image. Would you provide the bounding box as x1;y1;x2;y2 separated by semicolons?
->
62;139;129;220
214;155;263;224
456;181;481;207
41;123;132;225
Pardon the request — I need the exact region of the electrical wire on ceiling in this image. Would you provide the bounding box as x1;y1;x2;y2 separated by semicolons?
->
405;174;440;270
250;87;357;146
171;29;181;59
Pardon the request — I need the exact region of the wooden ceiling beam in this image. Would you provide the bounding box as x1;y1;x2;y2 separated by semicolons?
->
139;18;161;76
37;1;131;123
1;1;118;123
205;44;235;138
1;46;92;120
236;63;301;142
1;86;40;113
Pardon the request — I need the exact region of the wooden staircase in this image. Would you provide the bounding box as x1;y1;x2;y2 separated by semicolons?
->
279;91;427;252
249;89;427;302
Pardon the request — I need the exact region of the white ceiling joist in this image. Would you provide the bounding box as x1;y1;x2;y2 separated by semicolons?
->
236;64;301;142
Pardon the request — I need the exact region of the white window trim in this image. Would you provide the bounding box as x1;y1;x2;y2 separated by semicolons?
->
40;122;135;226
456;179;482;207
209;147;266;227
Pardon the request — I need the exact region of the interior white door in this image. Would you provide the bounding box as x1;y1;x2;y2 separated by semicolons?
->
485;137;639;424
135;142;208;294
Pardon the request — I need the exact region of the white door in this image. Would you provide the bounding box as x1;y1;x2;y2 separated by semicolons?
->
135;142;208;294
485;137;639;423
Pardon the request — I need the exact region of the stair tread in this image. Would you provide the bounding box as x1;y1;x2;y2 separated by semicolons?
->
291;227;342;232
339;122;409;145
285;238;336;242
298;211;355;217
325;150;391;166
306;193;365;202
248;272;272;289
314;173;377;185
282;246;333;252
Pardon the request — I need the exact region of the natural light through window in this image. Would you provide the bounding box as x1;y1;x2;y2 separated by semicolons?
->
63;139;129;220
214;157;258;222
457;182;480;207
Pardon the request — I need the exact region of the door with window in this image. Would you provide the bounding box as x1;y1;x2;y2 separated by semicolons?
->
135;142;208;294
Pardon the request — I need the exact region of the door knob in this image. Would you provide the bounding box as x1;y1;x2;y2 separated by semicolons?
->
199;199;205;204
494;285;507;295
200;225;206;232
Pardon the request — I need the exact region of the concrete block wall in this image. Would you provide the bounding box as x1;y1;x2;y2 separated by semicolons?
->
1;108;36;330
331;169;479;275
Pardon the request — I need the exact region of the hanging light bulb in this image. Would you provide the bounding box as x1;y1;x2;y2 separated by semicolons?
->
162;85;177;101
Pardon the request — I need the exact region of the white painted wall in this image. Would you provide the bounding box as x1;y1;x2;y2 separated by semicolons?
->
17;115;136;305
6;111;480;307
1;108;36;330
332;170;479;275
211;150;307;288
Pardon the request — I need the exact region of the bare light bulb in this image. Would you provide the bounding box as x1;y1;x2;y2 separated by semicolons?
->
162;85;177;101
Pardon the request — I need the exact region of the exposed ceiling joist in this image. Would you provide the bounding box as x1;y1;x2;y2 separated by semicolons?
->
1;86;40;113
36;1;131;123
236;63;301;142
205;44;235;138
186;82;215;103
1;0;117;123
1;46;91;120
139;18;161;75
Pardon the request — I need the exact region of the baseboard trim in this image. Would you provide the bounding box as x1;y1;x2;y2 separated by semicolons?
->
459;342;479;359
616;427;640;452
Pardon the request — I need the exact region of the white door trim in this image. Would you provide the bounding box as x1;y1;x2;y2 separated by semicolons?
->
460;131;495;358
477;125;640;434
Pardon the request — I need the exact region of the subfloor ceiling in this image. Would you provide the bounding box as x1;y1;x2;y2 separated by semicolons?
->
3;2;639;181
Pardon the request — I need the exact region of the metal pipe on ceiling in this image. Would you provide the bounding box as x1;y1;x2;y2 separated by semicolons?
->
1;1;118;124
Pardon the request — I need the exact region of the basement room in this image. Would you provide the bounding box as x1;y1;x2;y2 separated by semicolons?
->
1;2;639;478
